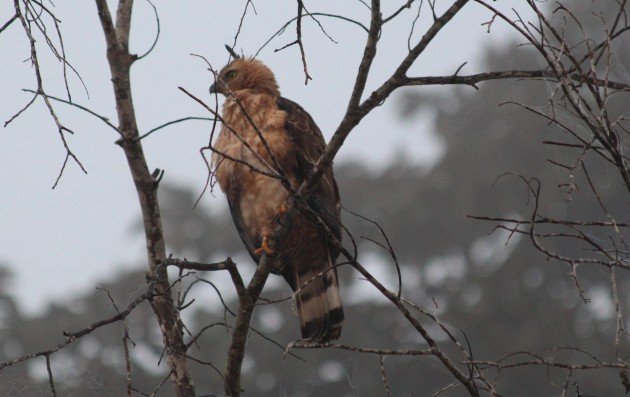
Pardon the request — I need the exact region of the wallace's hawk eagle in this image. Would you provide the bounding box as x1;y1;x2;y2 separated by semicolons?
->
210;52;344;341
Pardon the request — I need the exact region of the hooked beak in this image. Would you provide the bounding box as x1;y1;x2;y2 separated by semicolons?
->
209;81;225;95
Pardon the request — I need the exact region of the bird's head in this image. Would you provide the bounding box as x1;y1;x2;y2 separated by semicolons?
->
210;46;279;97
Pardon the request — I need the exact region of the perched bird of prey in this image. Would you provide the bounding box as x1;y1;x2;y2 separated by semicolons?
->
210;49;343;341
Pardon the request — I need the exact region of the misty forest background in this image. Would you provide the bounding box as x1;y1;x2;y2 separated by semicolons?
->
1;1;629;396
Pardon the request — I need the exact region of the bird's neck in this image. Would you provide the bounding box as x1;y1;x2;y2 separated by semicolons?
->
221;90;280;132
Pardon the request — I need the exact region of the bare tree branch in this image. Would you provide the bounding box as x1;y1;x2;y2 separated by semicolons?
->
12;0;87;188
0;283;152;371
224;255;270;397
93;0;196;395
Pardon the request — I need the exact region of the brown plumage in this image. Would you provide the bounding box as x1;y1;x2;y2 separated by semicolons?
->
210;55;344;341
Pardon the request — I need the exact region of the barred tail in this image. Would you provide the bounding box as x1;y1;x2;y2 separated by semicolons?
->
294;253;344;341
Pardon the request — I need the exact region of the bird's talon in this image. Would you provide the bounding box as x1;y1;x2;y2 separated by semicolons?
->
255;235;275;256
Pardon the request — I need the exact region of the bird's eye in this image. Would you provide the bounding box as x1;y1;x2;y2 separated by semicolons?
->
226;70;238;80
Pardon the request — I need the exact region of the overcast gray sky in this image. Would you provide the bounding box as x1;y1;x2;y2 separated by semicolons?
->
1;1;531;314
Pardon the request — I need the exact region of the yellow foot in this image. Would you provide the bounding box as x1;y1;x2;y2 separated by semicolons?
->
255;235;275;256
